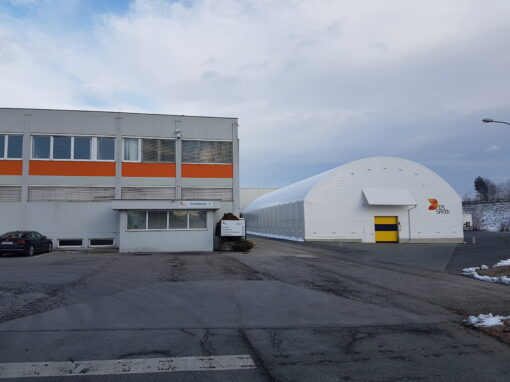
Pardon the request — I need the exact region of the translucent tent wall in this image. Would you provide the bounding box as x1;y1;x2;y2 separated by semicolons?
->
243;157;464;243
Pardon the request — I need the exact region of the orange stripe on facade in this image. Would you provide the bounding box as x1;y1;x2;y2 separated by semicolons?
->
29;161;116;176
182;164;233;178
0;160;23;175
122;162;176;177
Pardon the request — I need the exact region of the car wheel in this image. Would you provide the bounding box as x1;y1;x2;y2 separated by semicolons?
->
47;242;53;253
26;245;35;257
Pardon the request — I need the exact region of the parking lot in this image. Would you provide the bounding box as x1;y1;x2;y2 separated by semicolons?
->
0;233;509;381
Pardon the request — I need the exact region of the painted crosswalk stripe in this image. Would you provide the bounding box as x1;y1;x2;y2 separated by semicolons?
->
0;355;256;378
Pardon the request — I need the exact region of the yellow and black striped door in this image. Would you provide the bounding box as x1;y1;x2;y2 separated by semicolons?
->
374;216;399;243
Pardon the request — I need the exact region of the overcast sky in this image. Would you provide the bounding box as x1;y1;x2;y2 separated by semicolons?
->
1;0;509;195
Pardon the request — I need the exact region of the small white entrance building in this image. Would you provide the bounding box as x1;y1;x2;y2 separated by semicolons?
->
243;157;463;243
112;200;220;252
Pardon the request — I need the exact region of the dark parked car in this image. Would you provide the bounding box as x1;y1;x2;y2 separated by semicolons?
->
0;231;53;256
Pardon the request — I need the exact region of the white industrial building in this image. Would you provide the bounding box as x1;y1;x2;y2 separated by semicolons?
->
243;157;463;243
0;108;239;252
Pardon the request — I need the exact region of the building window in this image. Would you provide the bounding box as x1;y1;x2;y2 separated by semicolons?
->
168;210;188;229
74;137;91;160
189;210;207;229
97;137;115;160
89;238;114;247
32;136;51;159
123;138;139;161
182;140;232;164
53;136;71;159
0;135;23;159
31;135;114;161
58;239;83;247
126;210;207;231
144;139;175;162
123;138;175;163
148;211;167;229
1;135;23;159
127;211;147;230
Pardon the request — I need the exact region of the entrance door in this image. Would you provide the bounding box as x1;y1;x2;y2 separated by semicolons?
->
374;216;399;243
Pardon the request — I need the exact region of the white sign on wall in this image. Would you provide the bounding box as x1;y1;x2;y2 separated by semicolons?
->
221;220;245;237
177;201;215;208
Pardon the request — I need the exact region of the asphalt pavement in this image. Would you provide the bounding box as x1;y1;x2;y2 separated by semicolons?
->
294;231;510;273
0;234;509;381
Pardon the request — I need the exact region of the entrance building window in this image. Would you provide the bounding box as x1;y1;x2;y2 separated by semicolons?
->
127;210;207;230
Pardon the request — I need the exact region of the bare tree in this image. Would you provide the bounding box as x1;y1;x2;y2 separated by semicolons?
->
498;180;510;200
470;205;486;231
485;178;498;201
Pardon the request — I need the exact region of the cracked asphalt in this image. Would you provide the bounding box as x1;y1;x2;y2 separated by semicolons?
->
0;233;509;381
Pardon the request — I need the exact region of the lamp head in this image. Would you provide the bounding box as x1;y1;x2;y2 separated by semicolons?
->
482;118;494;123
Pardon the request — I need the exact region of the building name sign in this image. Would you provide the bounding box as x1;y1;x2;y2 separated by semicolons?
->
221;220;245;237
428;198;450;214
177;201;215;208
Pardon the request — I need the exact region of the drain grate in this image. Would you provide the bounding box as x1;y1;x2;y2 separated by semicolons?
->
133;252;152;256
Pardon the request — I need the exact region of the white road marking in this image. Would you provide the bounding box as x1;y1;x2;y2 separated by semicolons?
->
0;355;256;379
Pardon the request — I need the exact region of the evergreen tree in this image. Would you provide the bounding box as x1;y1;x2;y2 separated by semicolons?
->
474;176;489;202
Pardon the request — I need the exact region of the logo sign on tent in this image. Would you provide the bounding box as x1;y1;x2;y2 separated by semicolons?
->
221;220;245;237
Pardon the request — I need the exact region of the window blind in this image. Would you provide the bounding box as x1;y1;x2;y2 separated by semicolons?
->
121;187;177;200
0;186;21;202
182;187;233;201
29;186;115;201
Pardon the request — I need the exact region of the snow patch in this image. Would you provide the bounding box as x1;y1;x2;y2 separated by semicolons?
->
495;259;510;267
466;313;510;327
462;264;510;286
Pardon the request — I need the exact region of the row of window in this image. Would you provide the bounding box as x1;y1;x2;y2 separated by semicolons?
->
1;134;233;164
32;136;115;161
123;139;233;164
0;135;23;159
127;210;207;230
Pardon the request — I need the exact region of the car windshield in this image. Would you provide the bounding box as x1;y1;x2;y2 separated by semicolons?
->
0;232;29;239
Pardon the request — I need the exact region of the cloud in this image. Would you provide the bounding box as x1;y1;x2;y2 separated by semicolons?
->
486;145;501;153
0;0;510;193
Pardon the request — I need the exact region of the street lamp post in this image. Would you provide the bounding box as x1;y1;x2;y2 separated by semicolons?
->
482;118;510;126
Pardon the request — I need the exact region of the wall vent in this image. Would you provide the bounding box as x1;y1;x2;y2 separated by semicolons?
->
121;187;176;200
29;186;115;201
182;187;233;201
0;186;21;202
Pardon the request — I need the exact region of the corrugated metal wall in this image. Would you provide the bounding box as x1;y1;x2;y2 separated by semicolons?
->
244;200;305;241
